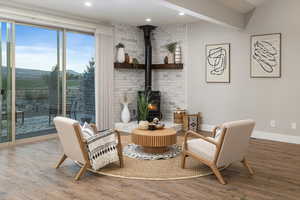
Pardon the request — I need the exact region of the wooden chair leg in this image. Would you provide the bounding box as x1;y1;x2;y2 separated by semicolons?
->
242;158;254;175
117;144;124;168
55;154;67;169
181;153;187;169
75;163;88;181
210;165;226;185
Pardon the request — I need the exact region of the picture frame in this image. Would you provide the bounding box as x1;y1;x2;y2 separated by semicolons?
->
206;43;230;83
250;33;281;78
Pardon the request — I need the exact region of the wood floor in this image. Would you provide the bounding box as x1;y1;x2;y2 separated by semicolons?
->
0;137;299;200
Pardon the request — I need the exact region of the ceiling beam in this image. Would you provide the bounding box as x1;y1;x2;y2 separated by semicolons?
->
159;0;246;29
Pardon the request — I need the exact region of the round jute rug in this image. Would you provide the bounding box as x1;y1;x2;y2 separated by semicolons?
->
83;135;226;181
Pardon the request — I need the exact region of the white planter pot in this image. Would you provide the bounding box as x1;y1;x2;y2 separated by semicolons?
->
121;103;130;123
117;48;125;63
175;45;182;64
167;53;174;64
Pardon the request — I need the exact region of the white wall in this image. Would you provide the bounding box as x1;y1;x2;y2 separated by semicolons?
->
187;0;300;137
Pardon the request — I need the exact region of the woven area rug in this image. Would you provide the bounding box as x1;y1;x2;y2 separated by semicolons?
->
123;144;181;160
83;135;227;180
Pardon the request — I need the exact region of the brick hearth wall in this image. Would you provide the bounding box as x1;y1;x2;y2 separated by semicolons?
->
113;24;187;122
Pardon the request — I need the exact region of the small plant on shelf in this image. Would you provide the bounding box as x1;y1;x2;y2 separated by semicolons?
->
166;42;177;54
166;42;177;64
132;58;139;68
116;43;125;49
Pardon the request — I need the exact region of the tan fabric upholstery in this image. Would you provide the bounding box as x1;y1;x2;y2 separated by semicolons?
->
187;139;216;162
54;117;86;164
182;119;255;184
216;120;255;167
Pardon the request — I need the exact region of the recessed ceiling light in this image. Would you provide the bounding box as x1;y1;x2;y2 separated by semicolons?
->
84;2;92;7
145;18;152;22
179;12;185;16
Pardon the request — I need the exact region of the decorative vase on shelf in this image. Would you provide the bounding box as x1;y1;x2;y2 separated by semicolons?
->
164;56;168;64
175;44;182;64
121;103;130;123
125;53;130;63
167;53;174;64
117;47;125;63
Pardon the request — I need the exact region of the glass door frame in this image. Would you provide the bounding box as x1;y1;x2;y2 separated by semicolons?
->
0;20;95;145
0;19;15;143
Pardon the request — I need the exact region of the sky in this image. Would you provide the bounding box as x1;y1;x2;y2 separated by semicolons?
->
1;22;95;73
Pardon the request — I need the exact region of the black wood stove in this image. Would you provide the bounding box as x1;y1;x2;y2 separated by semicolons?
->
137;25;161;121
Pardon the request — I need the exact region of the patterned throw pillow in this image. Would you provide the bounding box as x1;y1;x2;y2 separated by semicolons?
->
81;122;96;139
85;129;119;170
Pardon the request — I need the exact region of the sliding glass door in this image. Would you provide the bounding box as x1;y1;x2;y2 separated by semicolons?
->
66;31;95;123
0;21;13;143
14;24;62;139
0;22;95;143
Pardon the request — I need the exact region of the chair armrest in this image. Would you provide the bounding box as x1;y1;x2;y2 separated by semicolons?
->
183;130;220;149
114;129;122;145
89;124;119;142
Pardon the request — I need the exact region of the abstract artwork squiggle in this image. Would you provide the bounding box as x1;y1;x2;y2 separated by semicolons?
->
207;47;227;75
206;43;230;83
251;33;281;78
253;41;278;73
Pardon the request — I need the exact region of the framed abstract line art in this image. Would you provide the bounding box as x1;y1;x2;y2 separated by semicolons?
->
251;33;281;78
206;43;230;83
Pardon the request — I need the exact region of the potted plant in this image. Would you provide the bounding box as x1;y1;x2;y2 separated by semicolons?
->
166;42;177;64
116;43;125;63
132;58;139;68
137;92;151;129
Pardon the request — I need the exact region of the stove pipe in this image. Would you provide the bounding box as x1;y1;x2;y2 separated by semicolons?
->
138;25;157;92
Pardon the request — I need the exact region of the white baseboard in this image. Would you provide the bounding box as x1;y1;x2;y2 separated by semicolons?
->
200;124;300;145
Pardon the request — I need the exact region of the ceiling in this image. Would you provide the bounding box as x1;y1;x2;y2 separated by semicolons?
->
0;0;269;26
216;0;268;13
0;0;199;26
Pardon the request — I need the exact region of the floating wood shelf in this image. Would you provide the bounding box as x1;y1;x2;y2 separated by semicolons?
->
114;63;183;70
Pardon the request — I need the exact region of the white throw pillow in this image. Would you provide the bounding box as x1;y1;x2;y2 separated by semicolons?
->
81;122;96;139
215;128;223;141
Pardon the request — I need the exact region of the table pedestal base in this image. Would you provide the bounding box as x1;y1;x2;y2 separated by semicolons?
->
142;146;169;154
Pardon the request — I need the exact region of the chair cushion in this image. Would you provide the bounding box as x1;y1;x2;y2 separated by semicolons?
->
187;138;217;162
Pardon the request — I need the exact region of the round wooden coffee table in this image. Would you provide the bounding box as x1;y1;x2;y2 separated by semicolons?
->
131;128;177;153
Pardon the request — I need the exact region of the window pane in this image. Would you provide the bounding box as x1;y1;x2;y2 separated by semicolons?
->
66;32;95;124
15;24;61;138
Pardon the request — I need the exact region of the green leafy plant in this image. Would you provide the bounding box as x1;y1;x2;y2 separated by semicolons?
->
132;58;139;68
137;92;151;121
116;43;125;49
166;42;177;53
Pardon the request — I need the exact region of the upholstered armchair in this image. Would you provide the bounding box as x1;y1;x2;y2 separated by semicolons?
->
53;117;124;180
181;119;255;184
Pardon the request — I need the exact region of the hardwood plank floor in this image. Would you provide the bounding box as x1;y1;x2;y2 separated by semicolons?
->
0;137;299;200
